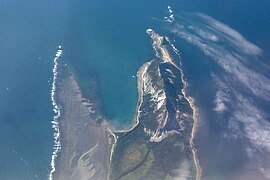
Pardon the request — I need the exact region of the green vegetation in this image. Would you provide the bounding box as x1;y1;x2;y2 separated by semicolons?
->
110;58;196;179
110;122;195;179
121;151;154;180
121;143;148;172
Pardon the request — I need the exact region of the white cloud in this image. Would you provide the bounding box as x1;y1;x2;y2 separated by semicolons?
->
212;74;270;153
196;13;262;56
214;101;227;112
168;11;270;176
172;159;193;180
170;13;270;101
212;74;230;113
232;94;270;153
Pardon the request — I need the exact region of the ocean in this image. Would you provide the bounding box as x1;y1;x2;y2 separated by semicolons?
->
0;1;269;179
0;2;62;179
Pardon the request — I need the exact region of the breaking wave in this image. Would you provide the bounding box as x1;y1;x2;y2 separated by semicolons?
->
49;45;62;180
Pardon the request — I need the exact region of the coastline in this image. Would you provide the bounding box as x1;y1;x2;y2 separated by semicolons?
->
110;29;202;179
107;61;152;179
147;29;202;179
179;63;202;180
51;54;111;180
109;28;202;178
112;61;151;134
49;46;62;180
168;37;202;179
50;29;201;180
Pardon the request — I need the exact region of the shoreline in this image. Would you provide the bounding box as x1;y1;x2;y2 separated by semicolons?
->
51;50;112;180
50;30;202;180
99;29;202;179
109;29;202;179
49;46;62;180
179;64;202;180
111;61;151;134
167;37;202;179
148;28;202;179
107;61;151;179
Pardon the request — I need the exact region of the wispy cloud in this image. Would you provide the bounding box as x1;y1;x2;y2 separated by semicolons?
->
233;94;270;153
211;74;270;153
197;13;262;56
168;12;270;177
211;74;270;179
170;13;270;102
212;74;230;113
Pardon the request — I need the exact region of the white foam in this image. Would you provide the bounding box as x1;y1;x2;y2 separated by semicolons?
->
55;50;62;58
49;45;63;180
164;5;175;23
146;28;153;35
168;6;173;14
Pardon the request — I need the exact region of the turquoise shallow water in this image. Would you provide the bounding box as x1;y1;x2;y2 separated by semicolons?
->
0;2;63;179
0;1;164;179
60;1;166;127
0;1;270;179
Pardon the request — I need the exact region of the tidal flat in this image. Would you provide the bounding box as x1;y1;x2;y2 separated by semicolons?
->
53;30;199;180
109;31;199;179
53;61;111;180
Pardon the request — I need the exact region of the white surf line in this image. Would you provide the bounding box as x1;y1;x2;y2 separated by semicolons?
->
164;37;202;179
151;27;202;178
161;37;201;178
182;78;202;180
173;44;202;180
148;28;202;177
164;5;175;23
49;45;62;180
147;28;181;71
147;28;163;60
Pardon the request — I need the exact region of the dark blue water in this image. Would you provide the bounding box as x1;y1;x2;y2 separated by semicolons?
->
0;1;269;179
164;1;270;179
0;1;163;179
0;2;65;179
59;1;167;128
